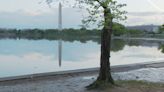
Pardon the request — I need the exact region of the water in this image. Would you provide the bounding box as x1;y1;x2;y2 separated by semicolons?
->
0;38;164;78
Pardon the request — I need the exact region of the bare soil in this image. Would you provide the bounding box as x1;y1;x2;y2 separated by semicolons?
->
92;81;164;92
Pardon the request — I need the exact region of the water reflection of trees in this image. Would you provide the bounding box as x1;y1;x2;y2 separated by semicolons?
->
111;39;164;53
158;45;164;53
125;39;164;54
1;33;164;53
158;43;164;53
111;39;125;52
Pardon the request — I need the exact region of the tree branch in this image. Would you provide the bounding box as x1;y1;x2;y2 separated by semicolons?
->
94;0;106;8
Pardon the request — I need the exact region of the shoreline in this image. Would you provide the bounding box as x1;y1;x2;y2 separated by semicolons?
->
113;37;164;41
1;61;164;83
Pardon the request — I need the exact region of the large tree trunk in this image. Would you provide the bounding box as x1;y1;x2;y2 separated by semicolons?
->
86;8;114;89
97;27;114;84
97;8;114;84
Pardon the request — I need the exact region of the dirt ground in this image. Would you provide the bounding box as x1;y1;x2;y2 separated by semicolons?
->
1;66;164;92
92;81;164;92
0;75;164;92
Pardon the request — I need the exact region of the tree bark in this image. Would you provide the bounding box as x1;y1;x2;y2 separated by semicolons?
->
97;8;114;84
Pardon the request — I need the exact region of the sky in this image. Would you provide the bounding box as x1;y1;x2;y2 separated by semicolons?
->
0;0;163;29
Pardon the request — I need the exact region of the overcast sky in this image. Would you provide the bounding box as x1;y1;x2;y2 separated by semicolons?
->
0;0;163;29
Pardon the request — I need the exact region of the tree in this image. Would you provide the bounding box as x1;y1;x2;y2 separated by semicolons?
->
158;44;164;53
113;23;126;36
158;24;164;34
79;1;126;88
45;0;126;88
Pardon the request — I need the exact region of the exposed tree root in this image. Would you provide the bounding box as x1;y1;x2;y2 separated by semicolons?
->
86;80;115;90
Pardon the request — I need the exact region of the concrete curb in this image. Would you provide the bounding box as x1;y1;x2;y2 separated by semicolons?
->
0;68;99;82
0;61;164;82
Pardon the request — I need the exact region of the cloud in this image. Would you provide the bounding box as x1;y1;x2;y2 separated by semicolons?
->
125;12;164;26
0;10;57;29
146;0;164;12
0;9;163;29
128;12;164;16
0;8;83;29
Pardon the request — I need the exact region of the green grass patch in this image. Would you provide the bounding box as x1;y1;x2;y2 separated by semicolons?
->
88;80;164;92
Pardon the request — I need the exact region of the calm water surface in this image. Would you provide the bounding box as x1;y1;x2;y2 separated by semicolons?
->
1;38;164;78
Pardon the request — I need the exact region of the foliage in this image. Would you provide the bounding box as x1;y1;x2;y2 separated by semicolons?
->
45;0;126;28
75;0;127;28
112;23;126;36
0;27;148;39
158;24;164;34
0;28;101;40
158;44;164;53
126;29;144;36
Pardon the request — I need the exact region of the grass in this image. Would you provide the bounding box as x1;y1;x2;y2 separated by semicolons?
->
89;80;164;92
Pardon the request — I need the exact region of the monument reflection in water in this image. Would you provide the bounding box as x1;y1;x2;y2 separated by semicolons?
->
58;3;62;67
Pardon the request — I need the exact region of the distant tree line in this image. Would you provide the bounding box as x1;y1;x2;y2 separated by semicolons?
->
0;28;100;39
1;27;164;53
2;24;164;39
1;24;164;39
112;23;144;36
0;23;147;39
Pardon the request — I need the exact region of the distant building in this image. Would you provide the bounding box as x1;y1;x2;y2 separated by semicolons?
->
126;25;159;33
